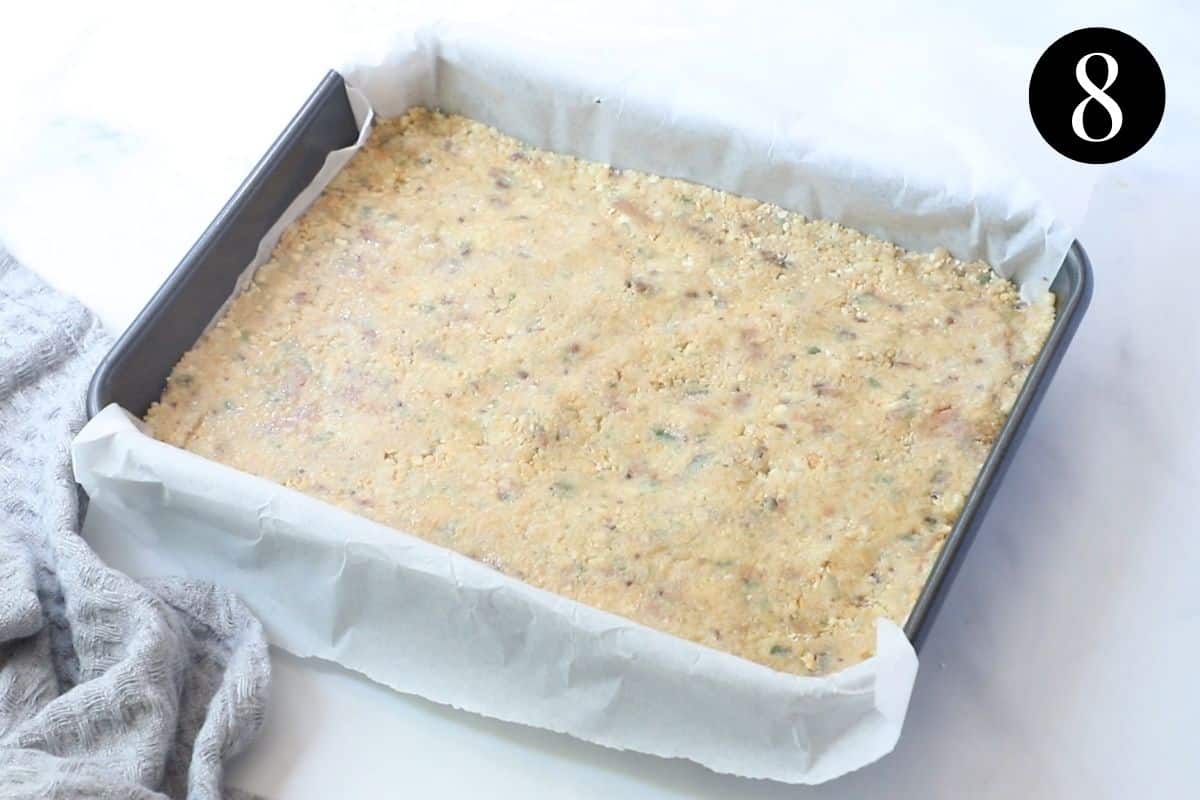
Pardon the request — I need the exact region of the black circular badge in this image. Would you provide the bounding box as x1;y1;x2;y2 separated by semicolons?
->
1029;27;1165;164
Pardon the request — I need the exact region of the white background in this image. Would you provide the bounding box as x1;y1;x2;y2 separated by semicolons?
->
3;1;1198;797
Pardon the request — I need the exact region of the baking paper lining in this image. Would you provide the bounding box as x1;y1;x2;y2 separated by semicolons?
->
74;22;1083;784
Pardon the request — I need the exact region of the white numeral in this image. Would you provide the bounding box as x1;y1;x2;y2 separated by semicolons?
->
1072;52;1123;143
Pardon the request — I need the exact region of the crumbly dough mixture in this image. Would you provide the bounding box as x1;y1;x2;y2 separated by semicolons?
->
145;108;1054;675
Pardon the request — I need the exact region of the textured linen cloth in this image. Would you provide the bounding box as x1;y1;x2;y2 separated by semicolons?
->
0;249;271;799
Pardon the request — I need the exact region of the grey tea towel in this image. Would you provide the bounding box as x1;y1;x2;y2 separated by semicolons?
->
0;250;271;799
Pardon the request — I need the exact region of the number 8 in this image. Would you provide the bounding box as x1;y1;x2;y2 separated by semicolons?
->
1072;52;1123;143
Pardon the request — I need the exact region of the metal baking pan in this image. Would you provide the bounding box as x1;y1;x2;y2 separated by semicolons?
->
86;69;1093;654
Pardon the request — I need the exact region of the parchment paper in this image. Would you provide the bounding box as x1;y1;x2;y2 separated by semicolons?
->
73;22;1080;784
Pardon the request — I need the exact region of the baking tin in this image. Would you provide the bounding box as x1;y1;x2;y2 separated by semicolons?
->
85;69;1093;653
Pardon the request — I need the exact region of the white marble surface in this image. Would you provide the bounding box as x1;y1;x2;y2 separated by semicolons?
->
4;1;1199;797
